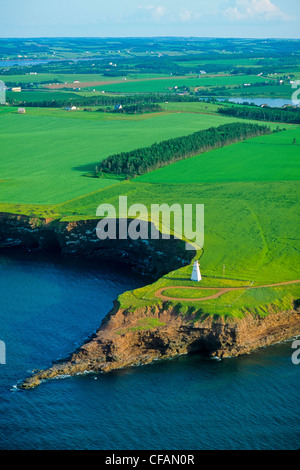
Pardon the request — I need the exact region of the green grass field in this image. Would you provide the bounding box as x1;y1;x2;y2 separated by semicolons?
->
53;177;299;284
117;261;300;319
2;73;131;85
93;75;269;93
136;128;300;184
6;90;81;102
222;83;293;99
0;106;281;204
175;58;262;68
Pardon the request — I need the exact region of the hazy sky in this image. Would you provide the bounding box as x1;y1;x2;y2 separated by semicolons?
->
0;0;299;38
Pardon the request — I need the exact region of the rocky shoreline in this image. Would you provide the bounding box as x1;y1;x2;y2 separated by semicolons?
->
0;212;194;277
0;212;299;389
20;301;300;389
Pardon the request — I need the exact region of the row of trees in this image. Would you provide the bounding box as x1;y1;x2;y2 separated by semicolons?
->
95;103;162;114
97;122;271;177
218;105;300;124
7;93;204;108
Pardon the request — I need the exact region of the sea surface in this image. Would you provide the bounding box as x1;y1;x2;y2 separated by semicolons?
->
0;250;299;450
0;58;105;67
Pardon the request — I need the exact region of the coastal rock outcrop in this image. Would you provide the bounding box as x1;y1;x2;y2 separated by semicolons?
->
0;213;194;277
20;301;300;389
1;212;299;389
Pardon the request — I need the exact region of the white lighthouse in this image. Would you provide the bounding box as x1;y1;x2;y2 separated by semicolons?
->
191;260;202;282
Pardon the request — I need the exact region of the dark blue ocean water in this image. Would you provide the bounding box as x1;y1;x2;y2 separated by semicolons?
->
0;250;299;450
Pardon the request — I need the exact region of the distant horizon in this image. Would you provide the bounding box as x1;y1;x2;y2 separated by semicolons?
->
0;0;299;39
0;35;299;40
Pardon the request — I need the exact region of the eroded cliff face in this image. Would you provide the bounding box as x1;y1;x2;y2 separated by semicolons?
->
1;212;299;389
0;213;194;278
20;302;300;389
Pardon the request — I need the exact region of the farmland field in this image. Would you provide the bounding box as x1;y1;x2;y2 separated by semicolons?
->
2;73;134;84
136;128;300;184
0;106;274;204
92;74;269;93
6;90;82;102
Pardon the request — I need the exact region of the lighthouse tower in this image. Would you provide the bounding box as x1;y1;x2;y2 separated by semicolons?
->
191;260;201;282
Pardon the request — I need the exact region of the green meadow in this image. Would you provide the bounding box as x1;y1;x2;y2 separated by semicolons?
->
136;128;300;184
176;58;261;68
93;75;269;93
222;83;293;98
53;177;299;284
2;73;128;84
0;106;277;204
7;90;82;102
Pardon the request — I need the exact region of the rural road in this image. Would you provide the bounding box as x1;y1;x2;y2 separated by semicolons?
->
155;280;300;302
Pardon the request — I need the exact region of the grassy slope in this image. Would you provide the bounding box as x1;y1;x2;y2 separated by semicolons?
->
54;178;299;284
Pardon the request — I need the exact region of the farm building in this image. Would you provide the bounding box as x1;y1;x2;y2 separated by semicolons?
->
11;87;21;92
18;108;26;114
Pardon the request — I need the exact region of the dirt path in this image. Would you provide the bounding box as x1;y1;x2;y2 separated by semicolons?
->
155;280;300;302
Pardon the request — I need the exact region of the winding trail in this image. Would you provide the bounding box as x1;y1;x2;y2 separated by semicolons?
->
155;280;300;302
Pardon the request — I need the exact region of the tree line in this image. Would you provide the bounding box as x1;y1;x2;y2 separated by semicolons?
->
93;103;162;114
97;122;271;178
7;93;204;108
217;105;300;124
